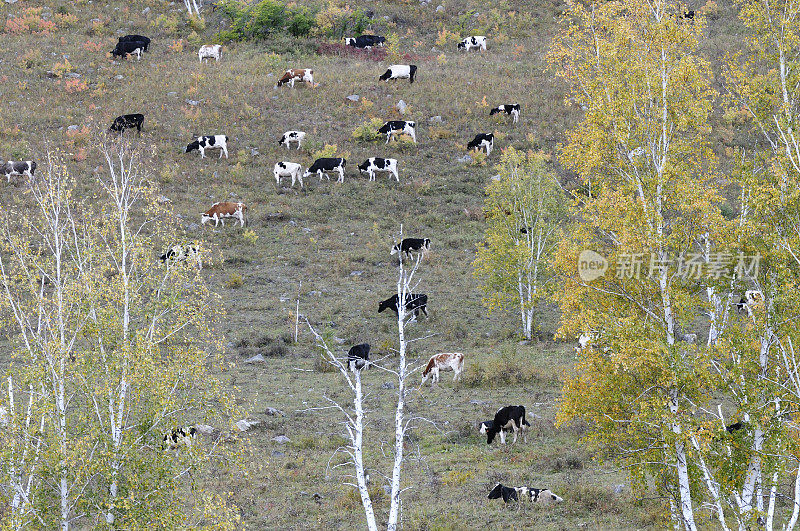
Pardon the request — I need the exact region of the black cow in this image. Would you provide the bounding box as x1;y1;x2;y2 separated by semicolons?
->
109;113;144;134
345;35;385;48
111;40;147;60
486;405;529;445
119;34;151;51
378;293;428;320
303;158;346;183
391;238;430;258
347;343;370;371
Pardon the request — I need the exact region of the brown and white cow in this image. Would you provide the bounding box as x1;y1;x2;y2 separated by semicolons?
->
2;160;36;183
198;44;222;62
200;201;247;227
275;68;315;88
421;352;464;385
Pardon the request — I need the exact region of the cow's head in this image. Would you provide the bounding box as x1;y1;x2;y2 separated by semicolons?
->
358;160;371;172
457;40;467;50
344;38;355;46
185;141;200;153
377;298;393;313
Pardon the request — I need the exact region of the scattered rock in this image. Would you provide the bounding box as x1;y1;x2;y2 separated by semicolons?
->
142;6;150;14
236;419;261;432
381;382;395;390
436;5;444;12
5;0;18;4
271;450;285;457
309;290;322;297
265;407;285;416
65;72;81;79
194;424;214;434
272;435;290;444
613;484;625;494
185;99;200;106
457;155;473;163
491;174;502;181
250;148;260;157
396;99;407;114
185;222;200;232
244;354;267;364
428;115;443;123
333;336;345;344
382;485;392;495
350;271;364;277
114;75;124;80
346;95;360;102
67;125;79;131
156;195;172;204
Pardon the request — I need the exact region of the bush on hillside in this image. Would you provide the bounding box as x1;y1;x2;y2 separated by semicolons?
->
214;0;318;40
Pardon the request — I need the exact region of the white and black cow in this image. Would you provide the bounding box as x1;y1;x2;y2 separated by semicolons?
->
304;158;346;183
345;35;385;48
347;343;370;371
467;133;493;156
378;293;428;320
119;34;150;52
111;40;146;60
2;160;36;183
274;161;304;188
391;238;430;258
163;426;197;450
486;405;529;445
488;483;563;505
378;121;417;144
109;113;144;134
160;244;202;269
736;289;763;316
278;131;306;150
198;44;222;62
358;157;398;181
379;64;417;84
457;36;487;52
185;135;229;159
490;104;520;123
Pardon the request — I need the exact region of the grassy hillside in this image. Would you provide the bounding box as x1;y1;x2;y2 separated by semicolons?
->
0;0;726;527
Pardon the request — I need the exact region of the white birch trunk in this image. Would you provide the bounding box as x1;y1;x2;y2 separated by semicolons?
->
352;370;378;531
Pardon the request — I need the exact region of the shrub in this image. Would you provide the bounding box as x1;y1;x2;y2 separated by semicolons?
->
242;229;259;244
311;144;339;160
314;2;369;38
225;273;244;289
217;0;318;41
5;9;56;34
351;118;384;142
17;49;44;69
288;8;315;37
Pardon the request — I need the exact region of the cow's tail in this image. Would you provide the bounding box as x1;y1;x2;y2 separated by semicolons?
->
409;65;417;84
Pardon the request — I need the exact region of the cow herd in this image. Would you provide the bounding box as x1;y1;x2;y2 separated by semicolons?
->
11;27;557;510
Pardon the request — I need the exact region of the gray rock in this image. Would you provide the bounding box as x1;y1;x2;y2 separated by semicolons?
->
65;72;81;78
457;155;473;163
491;174;502;181
346;95;360;102
114;75;124;80
350;271;364;277
271;450;285;457
5;0;18;4
265;407;285;416
235;419;260;432
142;6;150;14
382;485;392;495
250;148;260;157
428;115;443;123
156;195;172;204
185;99;200;106
167;91;178;97
67;125;79;131
244;354;266;364
613;484;625;494
436;5;444;12
333;336;345;344
185;222;200;232
272;435;290;444
194;423;214;434
396;100;407;114
381;382;395;390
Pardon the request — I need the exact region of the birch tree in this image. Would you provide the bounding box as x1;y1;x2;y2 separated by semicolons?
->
473;149;566;339
0;145;239;529
549;1;723;528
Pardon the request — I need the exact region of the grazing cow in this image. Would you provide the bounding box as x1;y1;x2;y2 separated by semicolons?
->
490;104;520;123
2;160;36;183
486;405;529;445
457;36;487;52
489;484;563;505
276;68;315;88
304;158;346;183
160;244;201;269
422;352;464;385
378;121;417;144
358;157;398;182
391;238;430;258
163;426;197;450
198;44;222;62
111;41;146;60
467;133;494;156
274;161;304;188
347;343;370;371
345;35;386;48
378;293;428;320
185;135;229;159
200;201;247;227
379;64;417;84
119;34;151;51
109;113;144;134
736;289;763;316
278;131;306;150
682;10;695;21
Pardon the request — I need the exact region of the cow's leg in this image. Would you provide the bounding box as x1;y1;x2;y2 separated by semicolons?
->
199;147;205;158
409;130;417;143
298;171;304;188
499;430;506;445
421;305;428;317
222;146;228;159
337;168;344;183
392;168;399;182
